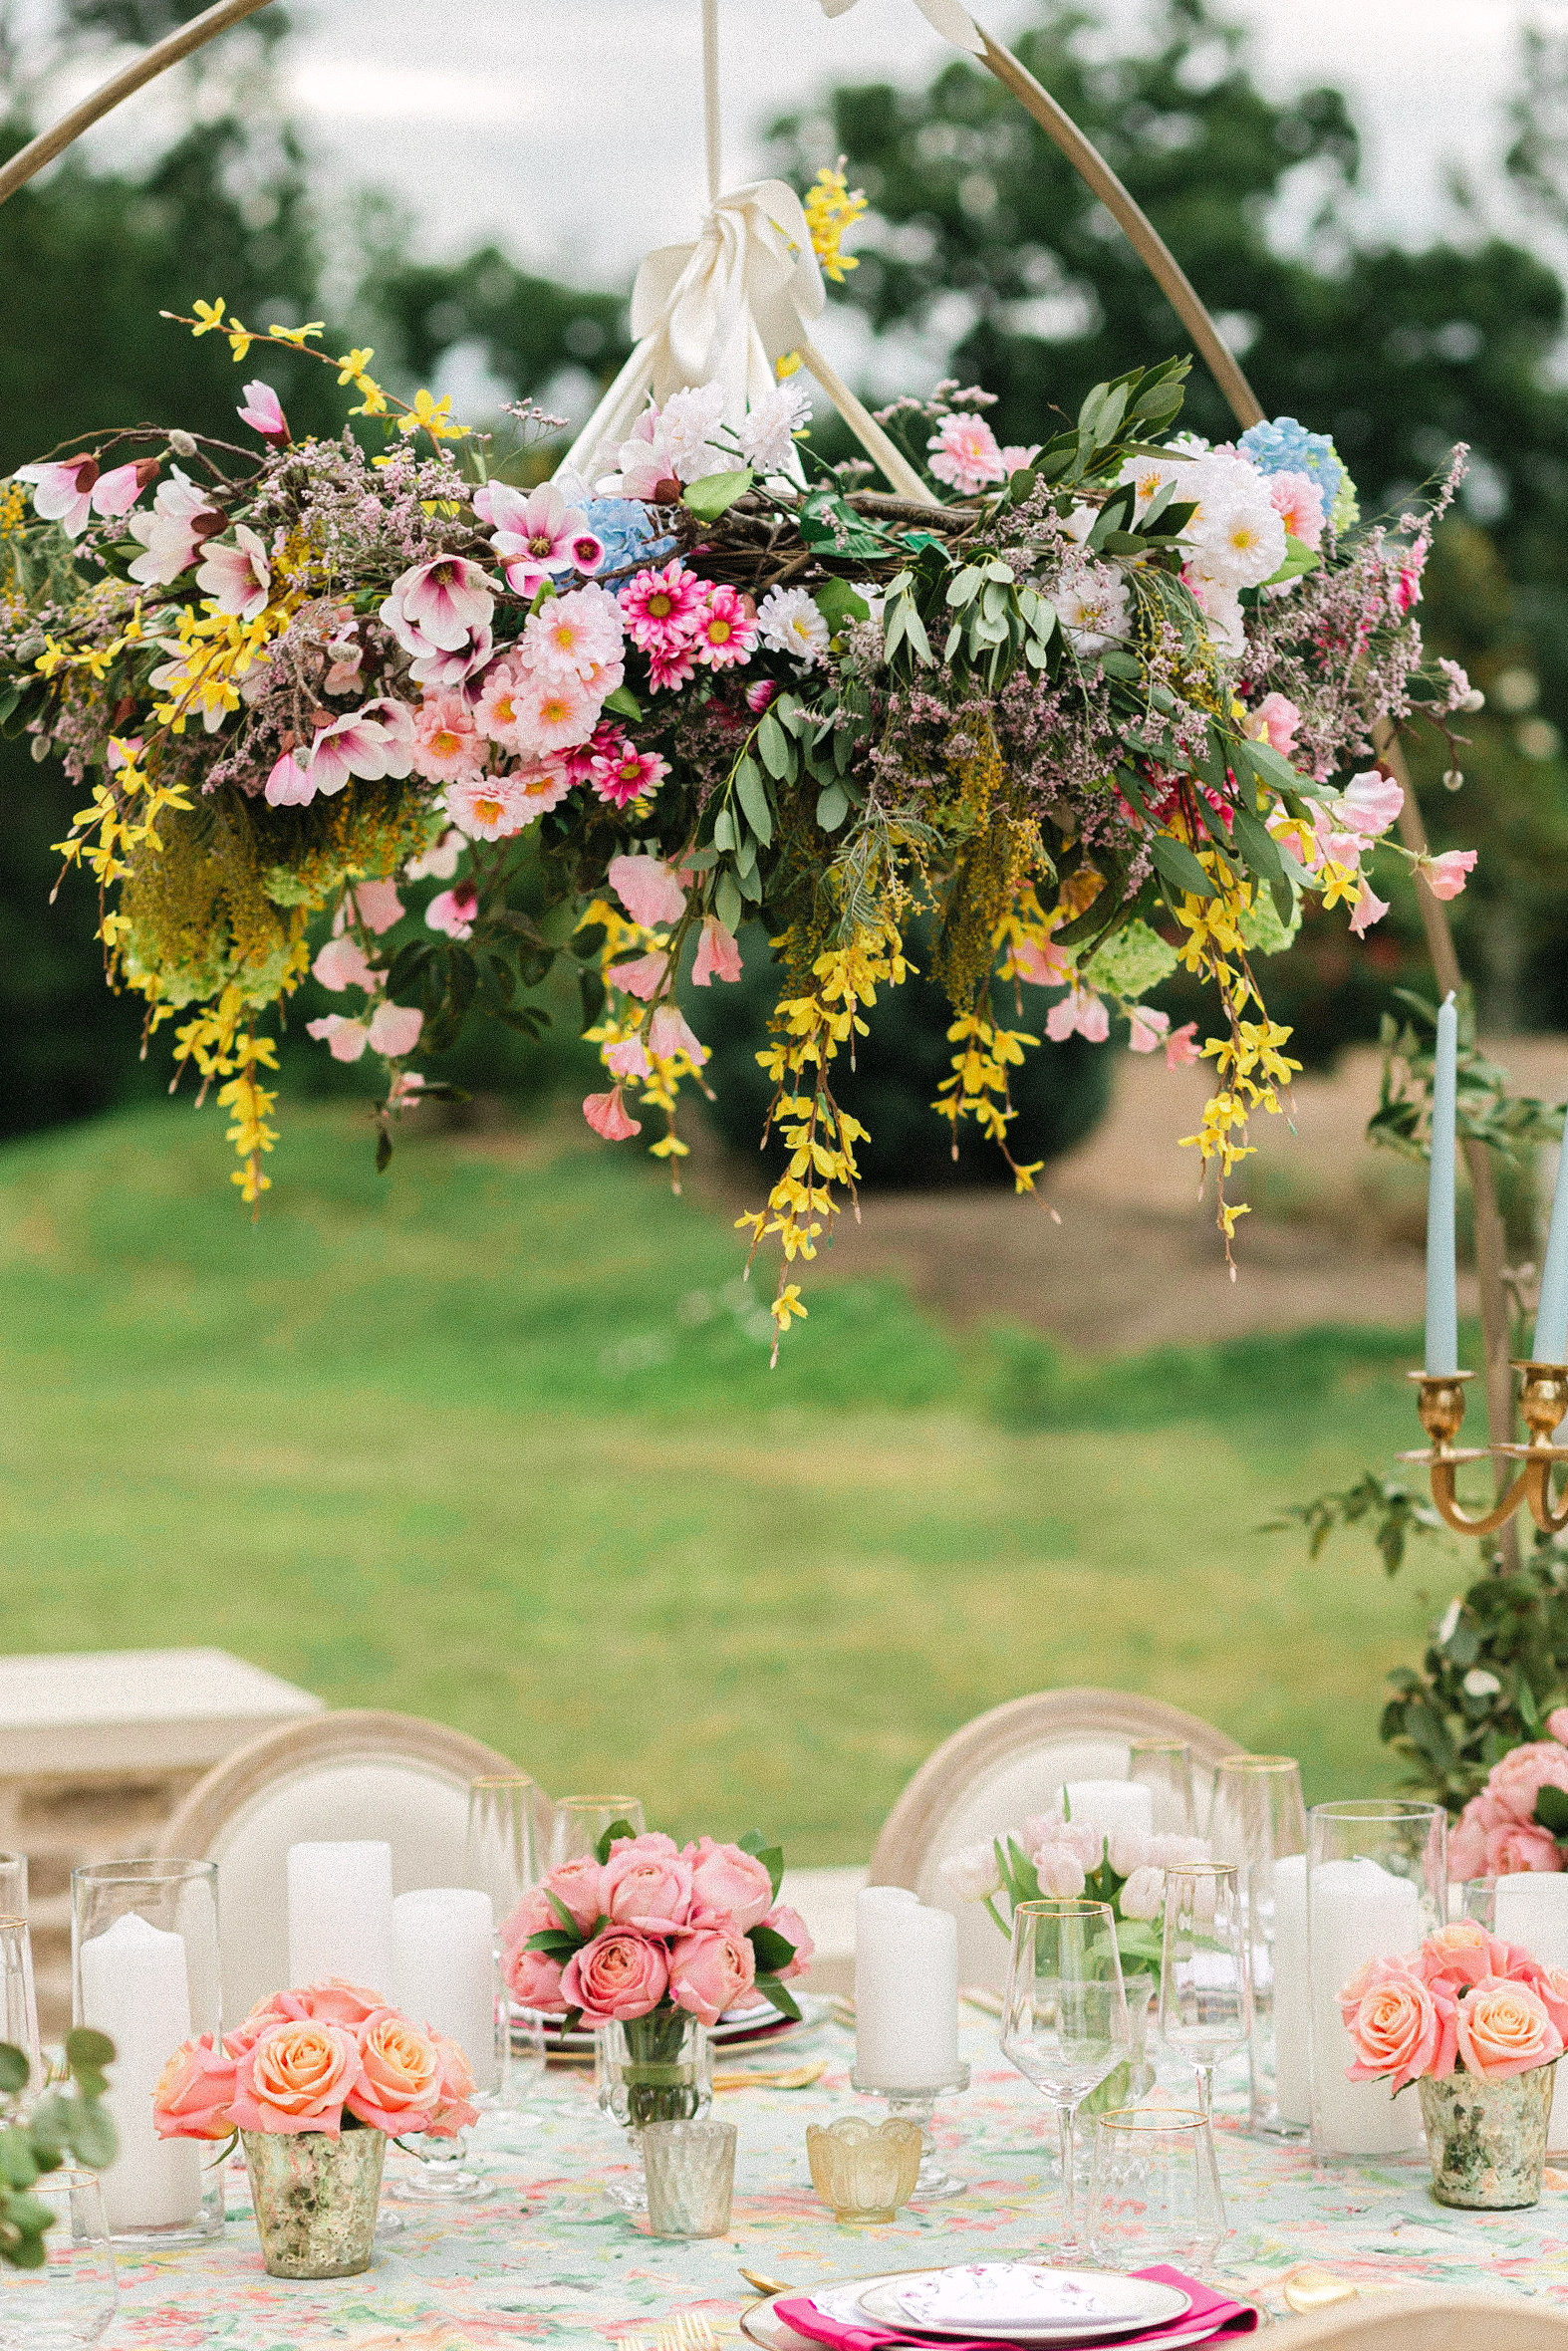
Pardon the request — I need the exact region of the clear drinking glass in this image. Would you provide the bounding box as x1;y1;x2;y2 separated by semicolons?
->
0;1921;42;2094
1087;2108;1226;2269
1158;1863;1251;2119
0;1860;28;1924
0;2169;117;2348
643;2118;737;2237
1000;1899;1130;2253
464;1778;542;2113
1307;1799;1445;2164
1129;1739;1196;1835
1208;1755;1306;2135
71;1859;223;2245
1459;1877;1496;1929
549;1796;645;1869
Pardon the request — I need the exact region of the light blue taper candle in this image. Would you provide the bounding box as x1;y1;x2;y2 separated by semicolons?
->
1534;1091;1568;1364
1425;993;1458;1377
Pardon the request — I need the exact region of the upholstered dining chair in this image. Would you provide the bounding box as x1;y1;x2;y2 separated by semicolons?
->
1271;2290;1568;2346
870;1689;1245;1990
155;1709;539;2023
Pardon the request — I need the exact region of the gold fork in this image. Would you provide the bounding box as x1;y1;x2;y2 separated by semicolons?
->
658;2318;721;2351
712;2059;828;2093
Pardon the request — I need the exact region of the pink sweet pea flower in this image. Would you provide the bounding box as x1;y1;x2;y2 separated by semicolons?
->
1423;849;1477;902
1349;880;1390;936
1165;1021;1201;1069
691;915;742;986
609;853;685;929
1127;1004;1171;1053
649;1003;708;1067
1010;936;1072;987
666;1929;756;2027
381;556;498;655
312;934;375;992
426;883;478;940
584;1087;642;1141
368;1001;422;1058
475;480;593;595
237;380;289;443
1046;984;1110;1044
15;456;100;537
405;827;464;883
1337;767;1405;840
1245;691;1302;755
307;1013;371;1062
927;411;1007;494
610;950;669;1001
349;878;405;934
604;1034;652;1080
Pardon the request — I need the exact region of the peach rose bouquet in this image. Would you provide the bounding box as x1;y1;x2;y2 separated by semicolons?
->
1340;1920;1566;2092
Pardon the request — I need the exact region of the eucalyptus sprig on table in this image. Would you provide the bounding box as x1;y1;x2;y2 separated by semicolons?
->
0;2029;117;2269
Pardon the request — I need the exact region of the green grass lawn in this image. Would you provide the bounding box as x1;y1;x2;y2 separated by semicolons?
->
0;1101;1462;1859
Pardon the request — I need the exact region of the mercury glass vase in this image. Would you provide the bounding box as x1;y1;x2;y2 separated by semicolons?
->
242;2127;387;2277
1417;2065;1555;2210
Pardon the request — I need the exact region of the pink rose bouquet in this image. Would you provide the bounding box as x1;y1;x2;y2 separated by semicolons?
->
1448;1718;1568;1881
1340;1920;1564;2091
153;1975;480;2150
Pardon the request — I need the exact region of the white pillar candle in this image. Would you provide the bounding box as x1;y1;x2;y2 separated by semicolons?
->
1271;1853;1311;2127
392;1889;496;2095
1309;1856;1423;2155
287;1841;393;1995
79;1912;199;2230
1426;992;1459;1376
1494;1873;1568;2149
1058;1781;1155;1847
855;1891;958;2090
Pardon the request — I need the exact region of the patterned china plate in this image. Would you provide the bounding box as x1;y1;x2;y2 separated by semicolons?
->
859;2266;1189;2340
543;1990;827;2063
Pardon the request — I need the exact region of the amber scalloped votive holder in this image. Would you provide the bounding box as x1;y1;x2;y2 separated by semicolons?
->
806;2116;922;2223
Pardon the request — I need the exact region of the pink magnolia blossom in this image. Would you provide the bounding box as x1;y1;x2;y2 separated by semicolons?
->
381;555;498;654
411;692;482;784
591;741;668;808
350;879;405;935
1046;984;1110;1044
604;1034;651;1081
1424;849;1477;902
475;480;595;595
310;699;416;796
426;883;478;940
1246;691;1302;755
1127;1004;1172;1053
312;935;375;993
1165;1022;1201;1069
1349;880;1390;936
691;916;742;986
692;585;758;669
408;624;494;690
649;1004;708;1067
15;456;100;537
265;747;313;806
91;460;152;520
609;854;685;929
307;1013;371;1062
368;1002;422;1058
609;950;669;1001
237;381;289;443
927;411;1007;494
126;465;211;584
324;625;364;695
1266;470;1325;551
584;1087;642;1141
619;560;706;653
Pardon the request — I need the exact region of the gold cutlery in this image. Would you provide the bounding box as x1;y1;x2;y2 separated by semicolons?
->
626;2318;723;2351
739;2267;793;2298
1281;2267;1359;2314
712;2059;828;2093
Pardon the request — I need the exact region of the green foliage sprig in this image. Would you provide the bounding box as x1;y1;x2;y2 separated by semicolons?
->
0;2029;117;2269
1368;988;1563;1166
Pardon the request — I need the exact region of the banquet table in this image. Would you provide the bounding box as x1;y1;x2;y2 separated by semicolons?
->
99;2015;1568;2347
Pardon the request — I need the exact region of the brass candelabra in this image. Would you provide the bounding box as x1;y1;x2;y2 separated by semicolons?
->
1405;1363;1568;1535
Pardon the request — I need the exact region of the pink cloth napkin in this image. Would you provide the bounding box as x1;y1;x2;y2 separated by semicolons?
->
773;2265;1259;2351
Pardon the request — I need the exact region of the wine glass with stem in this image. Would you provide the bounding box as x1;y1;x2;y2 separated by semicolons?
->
1000;1899;1131;2253
1157;1863;1251;2119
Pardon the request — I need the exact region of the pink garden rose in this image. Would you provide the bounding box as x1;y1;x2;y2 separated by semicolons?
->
541;1855;607;1934
562;1928;668;2024
1414;1920;1501;1995
299;1979;388;2028
1528;1960;1568;2045
603;1835;693;1934
1547;1709;1568;1746
1486;1821;1562;1879
500;1885;556;1958
152;2032;237;2140
1487;1741;1568;1827
666;1928;757;2026
761;1902;814;1981
346;2010;443;2133
230;2019;364;2136
1455;1977;1562;2080
224;1987;312;2057
505;1943;567;2014
687;1837;774;1933
1342;1959;1455;2092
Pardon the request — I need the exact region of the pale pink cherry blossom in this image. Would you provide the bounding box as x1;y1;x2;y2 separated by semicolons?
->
609;854;686;929
649;1003;708;1067
237;381;289;443
691;916;743;986
127;466;211;584
511;670;598;755
519;586;625;684
196;525;272;622
307;1012;371;1062
425;884;477;940
411;691;482;783
444;774;532;842
381;556;498;655
368;1002;423;1057
1336;767;1405;840
404;827;463;882
1245;691;1302;755
604;1034;652;1080
610;950;669;1001
312;935;375;992
350;879;404;934
927;411;1007;494
310;699;417;796
473;658;527;752
1165;1021;1201;1069
264;747;313;806
1266;469;1325;551
591;741;667;809
15;456;100;536
1127;1004;1172;1053
1424;849;1478;901
583;1087;642;1141
1046;984;1110;1043
474;480;595;595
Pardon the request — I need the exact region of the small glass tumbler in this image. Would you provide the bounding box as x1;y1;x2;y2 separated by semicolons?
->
1208;1755;1307;2137
643;2118;737;2237
71;1859;223;2245
0;2167;117;2347
1129;1739;1196;1835
806;2117;922;2224
1087;2108;1226;2269
550;1796;646;1868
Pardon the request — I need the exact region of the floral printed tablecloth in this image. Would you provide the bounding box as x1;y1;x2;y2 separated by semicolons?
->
101;2019;1568;2347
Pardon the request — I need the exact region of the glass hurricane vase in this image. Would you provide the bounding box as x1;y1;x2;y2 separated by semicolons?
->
596;2010;711;2213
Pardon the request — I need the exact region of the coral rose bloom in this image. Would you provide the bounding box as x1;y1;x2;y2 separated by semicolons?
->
561;1928;667;2024
225;1987;311;2057
347;2011;442;2132
152;2032;237;2140
301;1978;388;2028
1343;1964;1454;2093
1457;1978;1563;2080
1487;1741;1568;1828
1417;1921;1502;1995
423;2028;480;2138
231;2019;363;2136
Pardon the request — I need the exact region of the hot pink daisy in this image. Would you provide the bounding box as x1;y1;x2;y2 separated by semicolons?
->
648;642;697;694
562;720;622;787
692;585;757;670
591;743;669;809
618;560;706;653
411;691;482;783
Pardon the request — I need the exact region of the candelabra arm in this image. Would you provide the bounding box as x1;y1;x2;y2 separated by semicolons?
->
1499;1363;1568;1535
1403;1370;1529;1537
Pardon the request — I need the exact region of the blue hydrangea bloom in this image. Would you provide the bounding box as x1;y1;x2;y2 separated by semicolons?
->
1239;416;1345;514
580;497;675;580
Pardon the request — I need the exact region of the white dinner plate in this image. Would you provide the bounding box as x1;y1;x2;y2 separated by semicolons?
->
858;2268;1189;2343
740;2295;1233;2351
740;2272;1215;2351
543;1989;827;2062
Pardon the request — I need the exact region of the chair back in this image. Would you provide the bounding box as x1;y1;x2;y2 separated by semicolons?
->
155;1709;533;2022
871;1688;1243;1989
